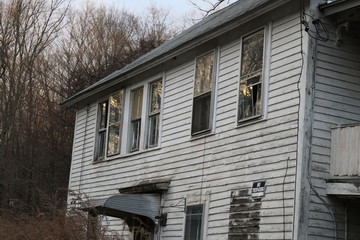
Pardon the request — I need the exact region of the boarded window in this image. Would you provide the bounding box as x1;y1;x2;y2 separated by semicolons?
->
238;30;264;122
331;125;360;176
147;80;162;148
131;88;143;152
184;204;203;240
192;51;215;134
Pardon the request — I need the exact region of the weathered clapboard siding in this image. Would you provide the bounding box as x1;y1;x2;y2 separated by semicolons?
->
307;17;360;239
67;9;303;240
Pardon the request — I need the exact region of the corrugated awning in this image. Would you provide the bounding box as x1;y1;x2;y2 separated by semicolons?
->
83;194;160;222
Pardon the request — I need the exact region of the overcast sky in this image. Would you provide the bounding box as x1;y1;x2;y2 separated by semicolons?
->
71;0;237;20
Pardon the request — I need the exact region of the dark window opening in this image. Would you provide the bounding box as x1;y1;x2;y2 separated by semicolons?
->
184;204;203;240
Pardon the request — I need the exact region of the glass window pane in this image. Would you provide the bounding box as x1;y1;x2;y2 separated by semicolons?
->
107;123;120;155
99;101;108;129
241;30;264;78
131;120;141;151
109;90;124;124
184;205;203;240
192;93;211;134
239;83;262;120
194;52;214;97
148;114;159;147
150;81;162;114
97;130;106;159
132;88;143;120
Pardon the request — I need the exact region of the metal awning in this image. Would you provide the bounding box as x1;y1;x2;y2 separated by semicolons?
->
83;194;160;222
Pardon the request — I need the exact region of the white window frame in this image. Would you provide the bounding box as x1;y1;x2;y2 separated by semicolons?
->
237;25;271;124
124;76;164;153
191;49;218;136
94;90;125;161
146;79;163;149
183;204;204;240
129;87;144;152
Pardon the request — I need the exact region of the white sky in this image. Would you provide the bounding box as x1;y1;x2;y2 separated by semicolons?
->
70;0;237;20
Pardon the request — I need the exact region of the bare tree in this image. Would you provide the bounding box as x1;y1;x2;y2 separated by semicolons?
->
190;0;235;18
0;0;68;208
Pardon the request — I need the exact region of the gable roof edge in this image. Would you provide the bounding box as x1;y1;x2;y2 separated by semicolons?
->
61;0;290;108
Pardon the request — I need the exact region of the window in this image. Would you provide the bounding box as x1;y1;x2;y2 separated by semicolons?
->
238;29;264;122
192;51;215;135
95;90;124;160
130;88;143;152
147;80;162;148
184;204;203;240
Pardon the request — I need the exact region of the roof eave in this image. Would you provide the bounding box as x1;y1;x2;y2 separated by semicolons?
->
61;0;290;108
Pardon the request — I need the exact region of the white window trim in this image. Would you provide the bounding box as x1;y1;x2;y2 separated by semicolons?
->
236;24;272;126
190;48;219;137
124;74;164;154
181;195;210;240
94;90;125;161
93;74;164;161
145;78;164;149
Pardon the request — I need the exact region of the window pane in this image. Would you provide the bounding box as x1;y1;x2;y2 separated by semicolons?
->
131;120;141;151
150;81;162;114
192;93;211;134
239;82;262;120
99;101;108;129
107;123;120;155
109;90;124;124
97;130;106;159
184;205;203;240
148;114;159;147
241;30;264;78
132;88;143;120
194;52;214;97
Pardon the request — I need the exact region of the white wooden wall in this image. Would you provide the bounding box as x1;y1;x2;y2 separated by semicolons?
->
68;11;303;240
307;18;360;239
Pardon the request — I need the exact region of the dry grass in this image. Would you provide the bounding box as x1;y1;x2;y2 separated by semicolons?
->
0;191;122;240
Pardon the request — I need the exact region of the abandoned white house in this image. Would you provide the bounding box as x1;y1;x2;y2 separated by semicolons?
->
62;0;360;239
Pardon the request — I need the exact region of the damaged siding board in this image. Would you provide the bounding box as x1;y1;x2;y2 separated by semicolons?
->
229;189;261;240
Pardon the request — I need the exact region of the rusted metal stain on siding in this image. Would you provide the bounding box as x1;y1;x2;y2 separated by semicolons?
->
228;188;261;240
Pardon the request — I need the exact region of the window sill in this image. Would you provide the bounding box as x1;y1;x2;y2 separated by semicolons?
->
92;146;161;164
236;116;266;128
190;131;215;141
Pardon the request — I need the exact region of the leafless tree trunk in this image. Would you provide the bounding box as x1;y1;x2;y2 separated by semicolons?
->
0;0;68;208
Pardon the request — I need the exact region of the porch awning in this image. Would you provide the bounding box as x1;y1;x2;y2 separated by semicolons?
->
83;194;160;222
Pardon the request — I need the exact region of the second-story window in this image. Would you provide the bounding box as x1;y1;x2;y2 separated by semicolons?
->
130;88;143;152
238;29;264;122
95;90;124;161
147;80;162;148
192;51;215;135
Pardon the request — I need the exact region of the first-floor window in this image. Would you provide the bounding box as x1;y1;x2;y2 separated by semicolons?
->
95;90;124;161
130;88;143;152
184;204;203;240
238;29;265;122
